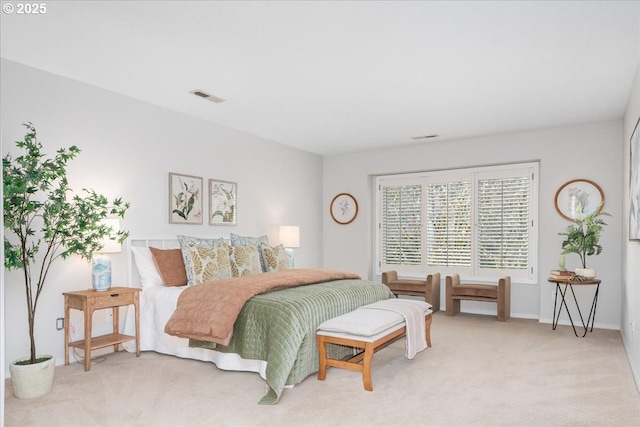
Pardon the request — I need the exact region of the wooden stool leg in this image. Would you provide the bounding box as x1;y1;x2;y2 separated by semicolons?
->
452;298;460;316
317;335;328;381
362;342;374;391
425;314;433;348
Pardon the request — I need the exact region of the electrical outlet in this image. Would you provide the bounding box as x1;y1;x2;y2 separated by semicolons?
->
631;320;636;335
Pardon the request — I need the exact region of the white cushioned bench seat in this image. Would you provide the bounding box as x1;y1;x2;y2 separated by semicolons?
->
316;299;433;391
317;309;407;339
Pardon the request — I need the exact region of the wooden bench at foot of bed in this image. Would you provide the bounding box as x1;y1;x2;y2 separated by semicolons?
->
316;300;433;391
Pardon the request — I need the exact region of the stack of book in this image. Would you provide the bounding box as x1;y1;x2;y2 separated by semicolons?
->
549;270;573;280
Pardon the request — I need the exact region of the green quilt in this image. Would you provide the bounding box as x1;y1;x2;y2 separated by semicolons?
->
190;278;394;404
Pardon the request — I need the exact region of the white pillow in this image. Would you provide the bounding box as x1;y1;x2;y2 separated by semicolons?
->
131;246;163;288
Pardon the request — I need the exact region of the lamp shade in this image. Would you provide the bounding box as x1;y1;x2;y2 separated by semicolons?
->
279;226;300;248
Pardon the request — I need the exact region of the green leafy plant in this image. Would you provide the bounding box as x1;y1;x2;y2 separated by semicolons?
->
3;123;130;365
559;202;610;269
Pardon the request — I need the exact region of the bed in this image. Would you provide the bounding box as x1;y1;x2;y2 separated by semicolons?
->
122;237;394;404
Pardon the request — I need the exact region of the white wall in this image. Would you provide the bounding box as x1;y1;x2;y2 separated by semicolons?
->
323;122;624;328
622;62;640;391
2;54;635;391
1;59;324;372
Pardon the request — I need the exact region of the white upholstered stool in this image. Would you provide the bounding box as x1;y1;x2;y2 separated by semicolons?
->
316;299;433;391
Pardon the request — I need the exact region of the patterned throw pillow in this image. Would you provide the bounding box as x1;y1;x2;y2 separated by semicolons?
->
228;245;262;277
260;243;291;272
177;235;226;285
229;233;269;272
187;245;232;284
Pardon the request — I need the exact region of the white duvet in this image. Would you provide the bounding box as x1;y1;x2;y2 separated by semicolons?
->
122;285;267;378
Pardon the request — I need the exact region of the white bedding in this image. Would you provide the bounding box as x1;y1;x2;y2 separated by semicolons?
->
122;284;268;378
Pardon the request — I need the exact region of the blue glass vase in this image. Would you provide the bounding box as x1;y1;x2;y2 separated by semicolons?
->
92;255;111;291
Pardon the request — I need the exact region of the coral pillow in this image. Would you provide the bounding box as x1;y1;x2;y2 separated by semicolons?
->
149;247;188;287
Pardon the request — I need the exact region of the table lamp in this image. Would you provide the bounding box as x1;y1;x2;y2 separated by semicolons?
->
279;225;300;268
92;218;121;292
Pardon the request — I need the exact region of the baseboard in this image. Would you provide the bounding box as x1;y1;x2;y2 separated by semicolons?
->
456;309;620;329
621;333;640;394
453;307;538;320
538;317;620;331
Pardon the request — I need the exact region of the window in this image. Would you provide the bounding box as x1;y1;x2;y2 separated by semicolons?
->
425;177;472;268
381;180;423;268
376;163;537;282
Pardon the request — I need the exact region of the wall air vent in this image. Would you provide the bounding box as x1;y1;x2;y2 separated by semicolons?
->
190;90;226;104
411;134;439;140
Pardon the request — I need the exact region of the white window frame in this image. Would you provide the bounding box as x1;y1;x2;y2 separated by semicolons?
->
375;162;538;284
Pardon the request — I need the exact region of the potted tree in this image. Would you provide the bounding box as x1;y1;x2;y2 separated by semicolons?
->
558;202;609;279
3;123;130;398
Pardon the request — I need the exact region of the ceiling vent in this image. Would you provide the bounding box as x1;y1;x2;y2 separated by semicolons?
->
191;90;225;104
411;134;439;140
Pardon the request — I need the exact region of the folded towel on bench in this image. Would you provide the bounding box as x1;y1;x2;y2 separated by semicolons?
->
362;299;428;359
318;299;430;359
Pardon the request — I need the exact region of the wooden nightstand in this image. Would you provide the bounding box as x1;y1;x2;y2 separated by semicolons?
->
63;287;141;371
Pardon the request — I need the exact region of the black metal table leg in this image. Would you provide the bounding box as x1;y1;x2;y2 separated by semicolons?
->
550;279;600;338
552;283;571;331
585;283;600;333
567;284;589;337
552;283;579;336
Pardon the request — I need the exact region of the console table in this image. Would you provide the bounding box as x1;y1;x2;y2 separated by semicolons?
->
548;277;601;337
63;287;141;371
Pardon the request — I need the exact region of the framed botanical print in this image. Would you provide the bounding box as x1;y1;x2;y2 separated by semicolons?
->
169;173;203;224
209;179;237;225
330;193;358;225
554;179;604;222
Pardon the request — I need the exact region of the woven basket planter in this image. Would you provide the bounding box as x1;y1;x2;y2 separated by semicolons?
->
9;355;55;399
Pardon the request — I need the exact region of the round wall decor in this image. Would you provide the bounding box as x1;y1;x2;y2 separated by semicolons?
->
554;179;604;221
330;193;358;225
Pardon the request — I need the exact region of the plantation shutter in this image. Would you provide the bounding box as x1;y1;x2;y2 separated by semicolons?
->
375;162;536;281
477;171;531;271
380;180;423;268
425;179;472;267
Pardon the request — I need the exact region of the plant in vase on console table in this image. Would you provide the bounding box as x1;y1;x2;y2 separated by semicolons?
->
558;202;610;280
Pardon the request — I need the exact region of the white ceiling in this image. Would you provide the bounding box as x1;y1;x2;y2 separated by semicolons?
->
2;1;640;156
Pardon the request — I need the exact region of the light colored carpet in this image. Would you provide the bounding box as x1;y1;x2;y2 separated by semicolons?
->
5;312;640;426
